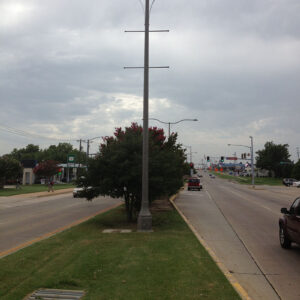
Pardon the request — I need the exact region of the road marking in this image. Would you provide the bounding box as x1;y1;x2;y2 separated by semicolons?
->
220;186;281;217
0;202;122;259
170;192;252;300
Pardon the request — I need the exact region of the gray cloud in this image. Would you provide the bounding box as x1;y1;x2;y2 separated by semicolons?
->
0;0;300;161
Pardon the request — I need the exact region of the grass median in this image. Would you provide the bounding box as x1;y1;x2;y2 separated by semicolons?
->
212;172;282;185
0;184;75;196
0;205;241;300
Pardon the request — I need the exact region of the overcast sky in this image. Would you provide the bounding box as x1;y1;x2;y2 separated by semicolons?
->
1;0;300;164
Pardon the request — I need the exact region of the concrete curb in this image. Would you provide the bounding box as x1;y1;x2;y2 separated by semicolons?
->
5;188;74;199
37;188;74;198
169;191;252;300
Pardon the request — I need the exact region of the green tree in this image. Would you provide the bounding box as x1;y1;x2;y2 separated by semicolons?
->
7;143;85;164
33;160;60;180
0;156;23;188
256;142;293;177
79;123;187;222
292;160;300;180
9;144;42;161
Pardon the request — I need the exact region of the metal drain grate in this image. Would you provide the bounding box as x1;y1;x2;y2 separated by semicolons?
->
24;288;85;300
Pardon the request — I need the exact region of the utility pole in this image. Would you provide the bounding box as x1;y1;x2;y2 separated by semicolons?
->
138;0;152;231
250;136;254;187
77;138;84;171
125;0;169;231
86;140;90;166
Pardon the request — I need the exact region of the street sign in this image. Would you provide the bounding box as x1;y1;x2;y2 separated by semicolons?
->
226;157;238;160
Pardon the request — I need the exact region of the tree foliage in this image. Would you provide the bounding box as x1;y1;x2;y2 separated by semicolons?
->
0;156;23;188
256;142;293;177
7;143;85;164
33;160;60;179
79;123;187;222
292;160;300;180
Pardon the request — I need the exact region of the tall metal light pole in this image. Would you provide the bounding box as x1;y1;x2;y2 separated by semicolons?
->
228;136;255;186
149;118;198;137
138;0;152;231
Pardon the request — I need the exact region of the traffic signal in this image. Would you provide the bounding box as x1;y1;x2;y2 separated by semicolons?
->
221;156;224;162
207;156;210;162
190;162;194;168
58;168;62;175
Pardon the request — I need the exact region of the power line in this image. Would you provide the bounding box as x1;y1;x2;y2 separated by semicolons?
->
150;0;156;13
138;0;156;14
0;124;77;142
138;0;144;13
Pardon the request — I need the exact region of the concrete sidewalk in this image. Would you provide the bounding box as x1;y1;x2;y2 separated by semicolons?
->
171;188;280;300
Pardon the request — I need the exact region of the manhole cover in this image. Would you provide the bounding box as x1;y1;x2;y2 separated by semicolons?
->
24;288;85;299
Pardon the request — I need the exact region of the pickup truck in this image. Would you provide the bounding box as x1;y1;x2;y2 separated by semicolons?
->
188;178;202;191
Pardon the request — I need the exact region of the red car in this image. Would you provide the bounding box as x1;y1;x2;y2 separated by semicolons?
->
188;178;202;191
279;197;300;248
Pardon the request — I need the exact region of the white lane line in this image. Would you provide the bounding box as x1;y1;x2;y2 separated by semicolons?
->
220;186;281;217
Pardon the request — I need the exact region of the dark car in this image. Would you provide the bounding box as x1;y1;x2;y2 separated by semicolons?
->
282;178;297;187
279;197;300;248
188;178;202;191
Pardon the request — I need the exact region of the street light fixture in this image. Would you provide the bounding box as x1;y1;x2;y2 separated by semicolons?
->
228;136;255;186
149;118;198;137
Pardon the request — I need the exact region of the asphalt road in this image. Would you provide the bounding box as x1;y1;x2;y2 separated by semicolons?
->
0;192;121;257
175;174;300;300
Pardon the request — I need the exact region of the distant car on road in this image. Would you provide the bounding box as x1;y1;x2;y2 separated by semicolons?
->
188;178;202;191
73;186;93;198
282;178;297;187
292;181;300;187
279;197;300;248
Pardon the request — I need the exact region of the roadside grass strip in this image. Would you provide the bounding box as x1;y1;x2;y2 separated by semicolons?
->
213;172;282;186
0;184;75;196
0;205;241;300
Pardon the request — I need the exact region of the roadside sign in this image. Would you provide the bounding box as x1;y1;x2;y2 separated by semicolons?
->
226;157;238;160
67;154;75;163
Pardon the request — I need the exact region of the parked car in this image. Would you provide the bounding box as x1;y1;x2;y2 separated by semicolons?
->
279;197;300;248
282;178;297;186
188;178;202;191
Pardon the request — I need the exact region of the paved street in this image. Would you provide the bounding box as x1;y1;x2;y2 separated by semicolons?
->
175;174;300;300
0;192;121;257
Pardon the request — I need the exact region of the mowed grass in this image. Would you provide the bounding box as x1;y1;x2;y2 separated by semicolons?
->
0;206;241;300
0;184;74;196
213;172;283;185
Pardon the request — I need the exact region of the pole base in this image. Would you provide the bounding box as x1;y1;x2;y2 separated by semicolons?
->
137;214;152;232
